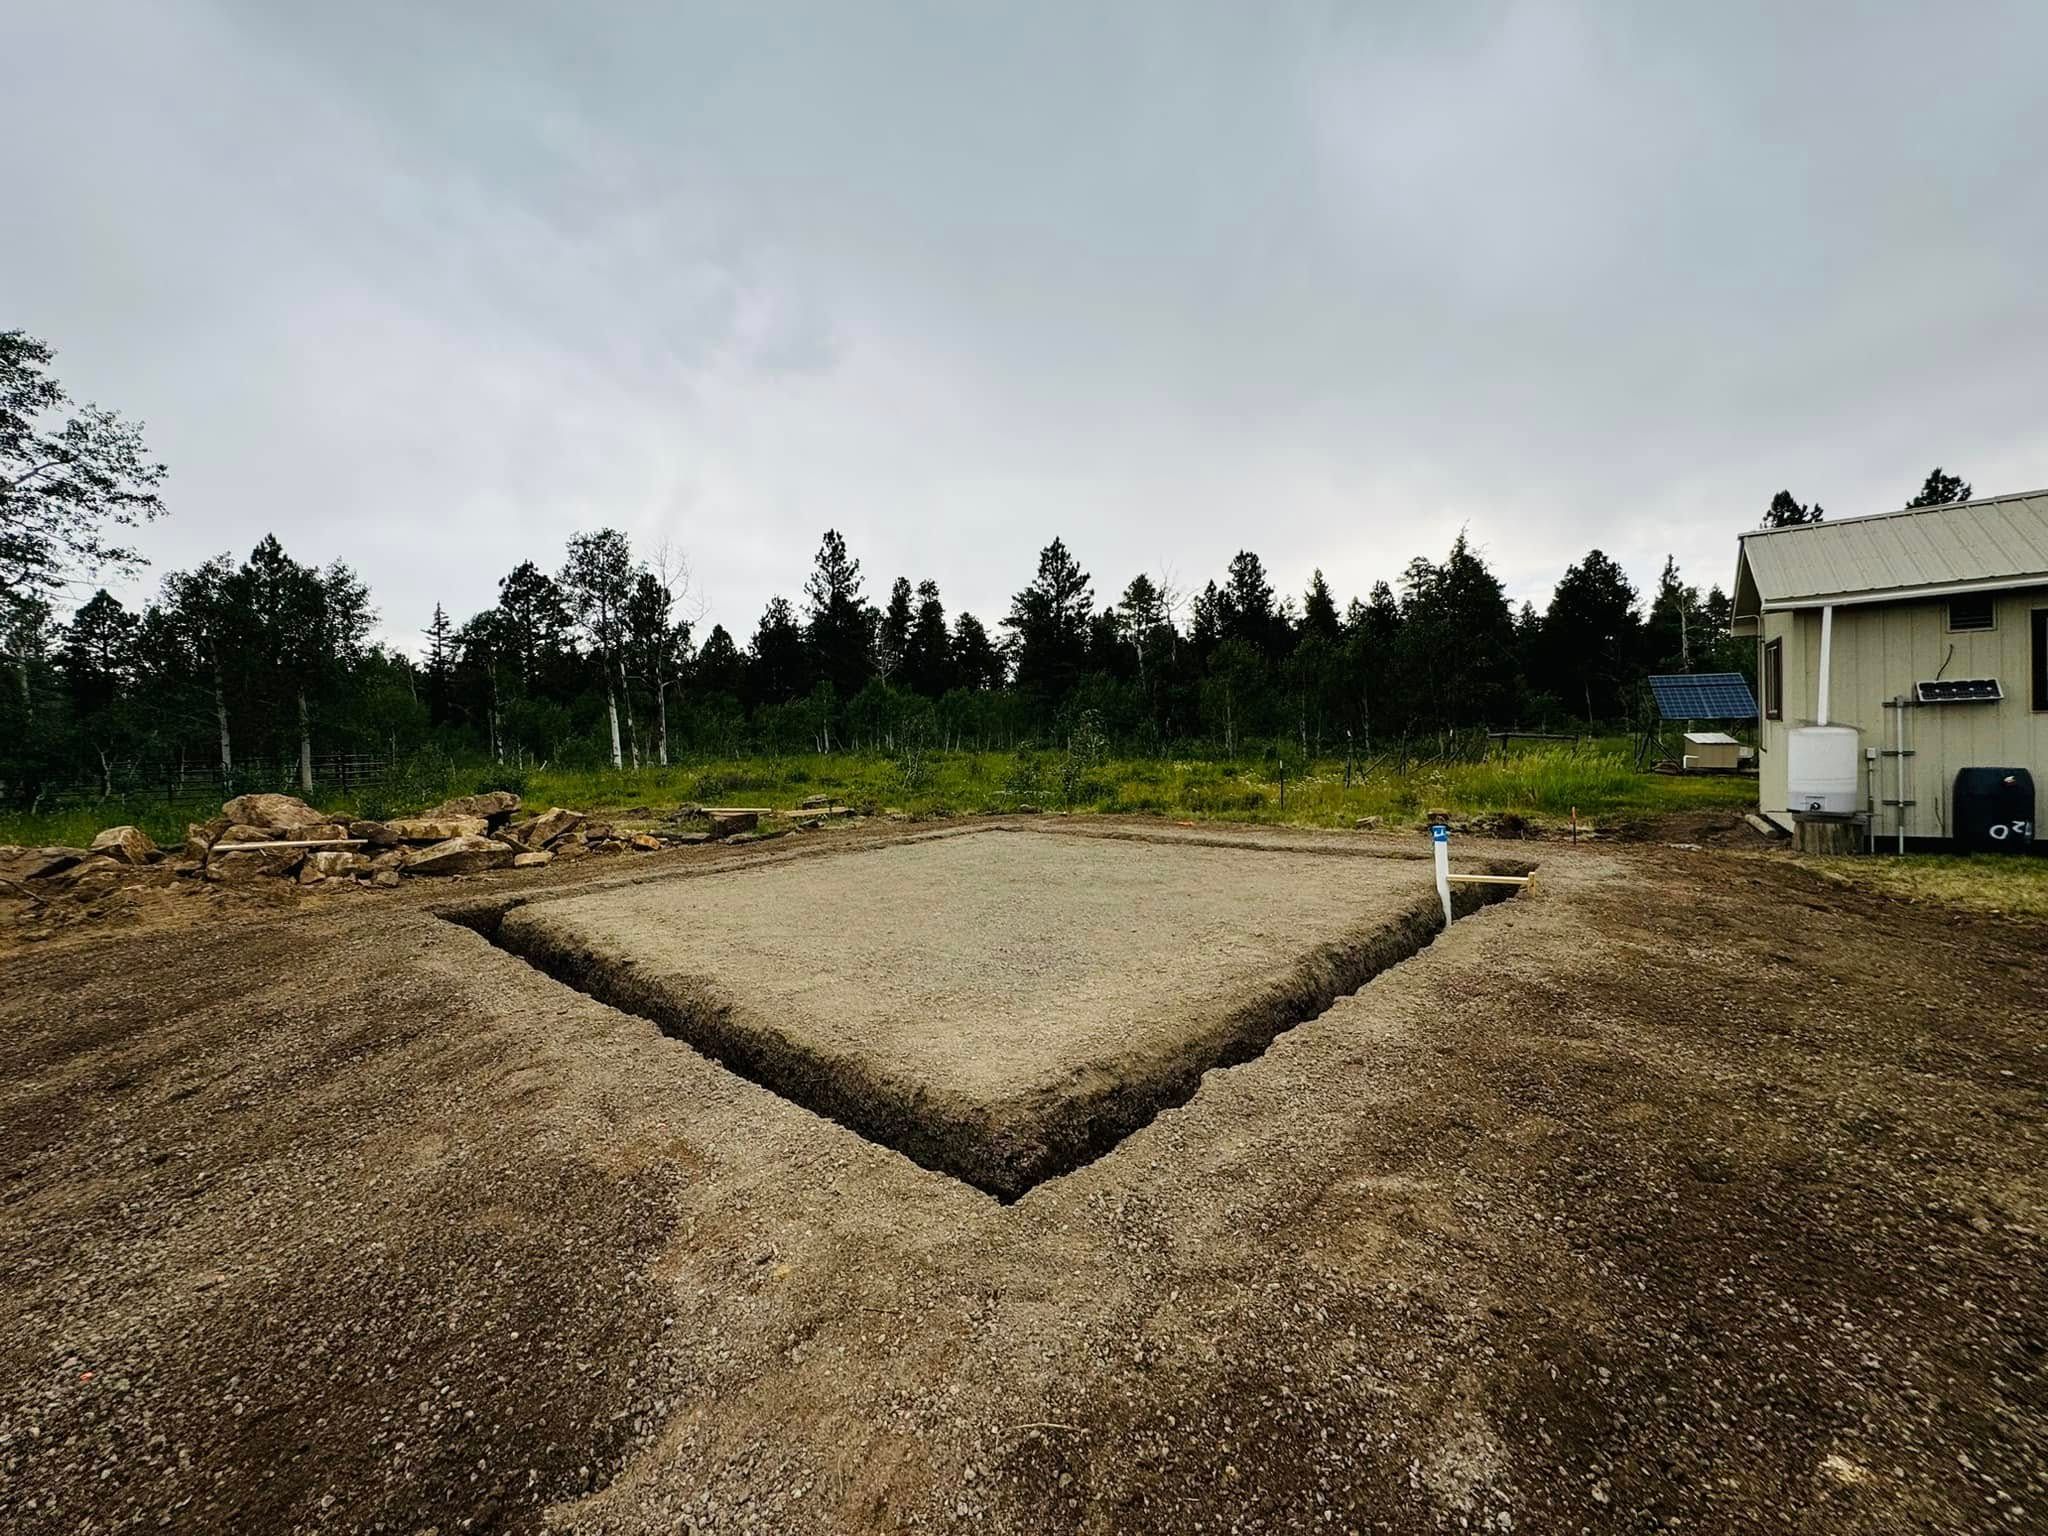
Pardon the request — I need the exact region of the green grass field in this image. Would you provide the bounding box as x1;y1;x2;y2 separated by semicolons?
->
11;745;2046;919
1806;852;2048;920
1;742;1753;849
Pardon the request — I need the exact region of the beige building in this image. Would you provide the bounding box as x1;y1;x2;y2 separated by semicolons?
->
1732;489;2048;846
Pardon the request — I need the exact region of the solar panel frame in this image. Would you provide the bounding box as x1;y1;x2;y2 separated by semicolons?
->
1648;673;1758;720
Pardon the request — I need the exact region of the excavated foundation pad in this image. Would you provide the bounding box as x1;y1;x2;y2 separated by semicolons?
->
485;829;1518;1198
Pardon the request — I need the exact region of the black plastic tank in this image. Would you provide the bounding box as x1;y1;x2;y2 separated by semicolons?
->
1953;767;2035;852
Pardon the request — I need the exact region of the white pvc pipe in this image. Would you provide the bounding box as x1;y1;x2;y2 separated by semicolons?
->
1816;604;1834;725
1432;824;1453;926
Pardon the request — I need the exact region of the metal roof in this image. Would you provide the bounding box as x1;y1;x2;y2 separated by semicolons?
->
1733;488;2048;613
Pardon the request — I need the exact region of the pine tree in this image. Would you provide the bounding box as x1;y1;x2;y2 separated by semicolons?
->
878;576;914;680
1003;538;1094;697
59;589;139;795
905;580;952;696
1220;550;1280;658
803;530;872;700
748;596;808;705
1906;467;1972;507
1301;570;1341;646
423;603;454;725
494;561;573;692
1644;556;1707;676
1115;573;1171;693
1186;581;1223;670
693;625;746;699
950;612;1003;690
1396;533;1520;731
1761;490;1823;527
159;556;242;786
1539;549;1641;723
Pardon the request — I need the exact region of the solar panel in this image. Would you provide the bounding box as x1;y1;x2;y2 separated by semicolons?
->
1649;673;1758;720
1915;677;2003;703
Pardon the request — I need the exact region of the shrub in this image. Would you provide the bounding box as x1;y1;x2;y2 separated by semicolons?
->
1058;711;1109;806
472;766;530;798
1004;751;1046;801
360;746;457;818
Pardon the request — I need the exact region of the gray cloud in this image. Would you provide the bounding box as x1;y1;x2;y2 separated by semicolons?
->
7;0;2044;647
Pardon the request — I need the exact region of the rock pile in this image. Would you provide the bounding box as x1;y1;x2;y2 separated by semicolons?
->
2;791;688;901
181;791;652;885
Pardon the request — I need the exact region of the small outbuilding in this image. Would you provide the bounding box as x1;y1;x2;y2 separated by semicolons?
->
1732;488;2048;851
1681;731;1742;772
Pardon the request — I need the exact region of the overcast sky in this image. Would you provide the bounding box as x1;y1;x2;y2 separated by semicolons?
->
9;1;2046;652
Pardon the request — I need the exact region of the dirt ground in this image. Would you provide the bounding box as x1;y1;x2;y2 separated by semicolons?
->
1;817;2043;1534
486;829;1504;1198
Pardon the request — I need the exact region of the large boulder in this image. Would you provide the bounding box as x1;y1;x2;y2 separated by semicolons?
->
708;810;758;839
305;850;371;879
213;822;350;847
205;846;304;881
89;825;159;865
423;791;521;826
36;852;118;885
380;816;489;844
505;807;583;850
183;814;231;861
403;834;517;877
7;846;93;882
220;793;327;831
41;854;128;899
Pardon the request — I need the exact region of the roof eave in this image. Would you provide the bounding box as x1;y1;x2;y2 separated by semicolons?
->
1759;572;2048;611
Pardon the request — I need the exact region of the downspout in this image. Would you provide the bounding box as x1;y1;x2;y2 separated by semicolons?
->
1815;604;1834;725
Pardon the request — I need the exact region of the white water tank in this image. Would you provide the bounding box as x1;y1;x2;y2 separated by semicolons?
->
1787;725;1860;816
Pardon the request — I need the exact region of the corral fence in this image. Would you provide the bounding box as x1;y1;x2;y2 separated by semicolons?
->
36;752;397;811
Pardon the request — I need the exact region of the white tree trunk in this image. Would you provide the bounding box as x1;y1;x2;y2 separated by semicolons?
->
297;690;314;794
488;668;502;763
212;655;234;788
655;681;669;766
617;657;640;769
605;684;623;768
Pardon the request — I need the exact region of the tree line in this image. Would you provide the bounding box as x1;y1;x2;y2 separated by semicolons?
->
0;327;1977;805
4;516;1753;802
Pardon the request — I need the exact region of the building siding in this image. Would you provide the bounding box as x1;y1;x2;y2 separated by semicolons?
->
1757;584;2048;840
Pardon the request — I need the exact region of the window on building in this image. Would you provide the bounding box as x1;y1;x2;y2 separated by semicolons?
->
1948;593;1996;632
1763;638;1783;720
2033;608;2047;711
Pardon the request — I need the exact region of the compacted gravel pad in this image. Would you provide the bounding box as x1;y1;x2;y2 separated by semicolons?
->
485;828;1490;1197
